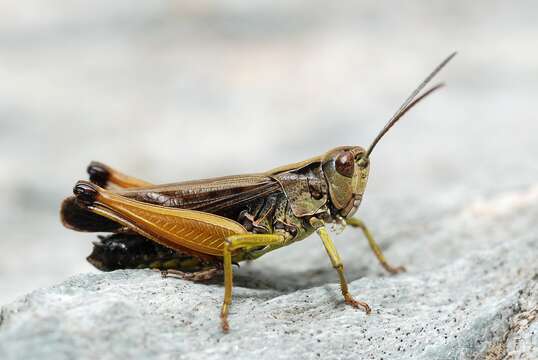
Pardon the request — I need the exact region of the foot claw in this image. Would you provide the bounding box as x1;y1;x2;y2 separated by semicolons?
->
220;303;231;333
151;269;168;278
221;318;230;333
386;265;406;274
344;295;371;314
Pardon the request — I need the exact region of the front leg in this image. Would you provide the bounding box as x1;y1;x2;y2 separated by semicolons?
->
310;218;371;314
347;217;406;274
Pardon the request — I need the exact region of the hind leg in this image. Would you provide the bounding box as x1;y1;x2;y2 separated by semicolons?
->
160;268;221;282
87;161;153;189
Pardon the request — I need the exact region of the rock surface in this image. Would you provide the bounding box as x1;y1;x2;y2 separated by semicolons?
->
0;186;537;359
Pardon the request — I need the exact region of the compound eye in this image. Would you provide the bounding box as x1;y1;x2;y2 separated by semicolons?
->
335;151;354;178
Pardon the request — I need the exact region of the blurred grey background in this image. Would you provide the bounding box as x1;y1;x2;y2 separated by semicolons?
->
0;1;537;305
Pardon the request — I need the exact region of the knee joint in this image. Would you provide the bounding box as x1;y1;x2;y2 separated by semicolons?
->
223;238;234;252
333;262;344;271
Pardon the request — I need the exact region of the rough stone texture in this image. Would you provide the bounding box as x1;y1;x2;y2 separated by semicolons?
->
0;185;536;359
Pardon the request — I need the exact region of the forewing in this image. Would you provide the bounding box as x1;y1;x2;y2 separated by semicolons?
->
115;174;282;214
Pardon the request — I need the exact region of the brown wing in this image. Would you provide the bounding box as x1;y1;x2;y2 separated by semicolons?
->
97;154;326;216
114;174;282;215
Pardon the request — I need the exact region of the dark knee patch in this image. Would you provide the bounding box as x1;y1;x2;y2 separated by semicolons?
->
87;161;110;187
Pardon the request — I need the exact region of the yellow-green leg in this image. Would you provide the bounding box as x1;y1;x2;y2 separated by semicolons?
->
347;217;406;274
221;233;284;332
310;218;371;314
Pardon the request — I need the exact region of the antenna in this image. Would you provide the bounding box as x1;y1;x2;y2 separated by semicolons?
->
365;52;456;158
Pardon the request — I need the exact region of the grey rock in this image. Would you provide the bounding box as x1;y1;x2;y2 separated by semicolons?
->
0;186;537;360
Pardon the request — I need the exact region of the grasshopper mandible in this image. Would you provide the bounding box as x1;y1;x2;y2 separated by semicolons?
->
61;53;456;331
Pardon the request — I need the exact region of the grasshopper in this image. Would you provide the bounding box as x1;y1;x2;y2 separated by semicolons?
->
61;53;455;331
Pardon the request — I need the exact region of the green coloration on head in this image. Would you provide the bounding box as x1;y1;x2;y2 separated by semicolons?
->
322;146;369;219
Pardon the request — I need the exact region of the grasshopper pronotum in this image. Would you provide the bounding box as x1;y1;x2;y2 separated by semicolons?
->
61;53;456;331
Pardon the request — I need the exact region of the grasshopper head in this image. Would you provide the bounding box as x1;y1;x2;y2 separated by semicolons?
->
322;146;369;218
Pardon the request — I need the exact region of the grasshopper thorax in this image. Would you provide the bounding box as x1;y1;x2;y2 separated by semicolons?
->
321;146;369;219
